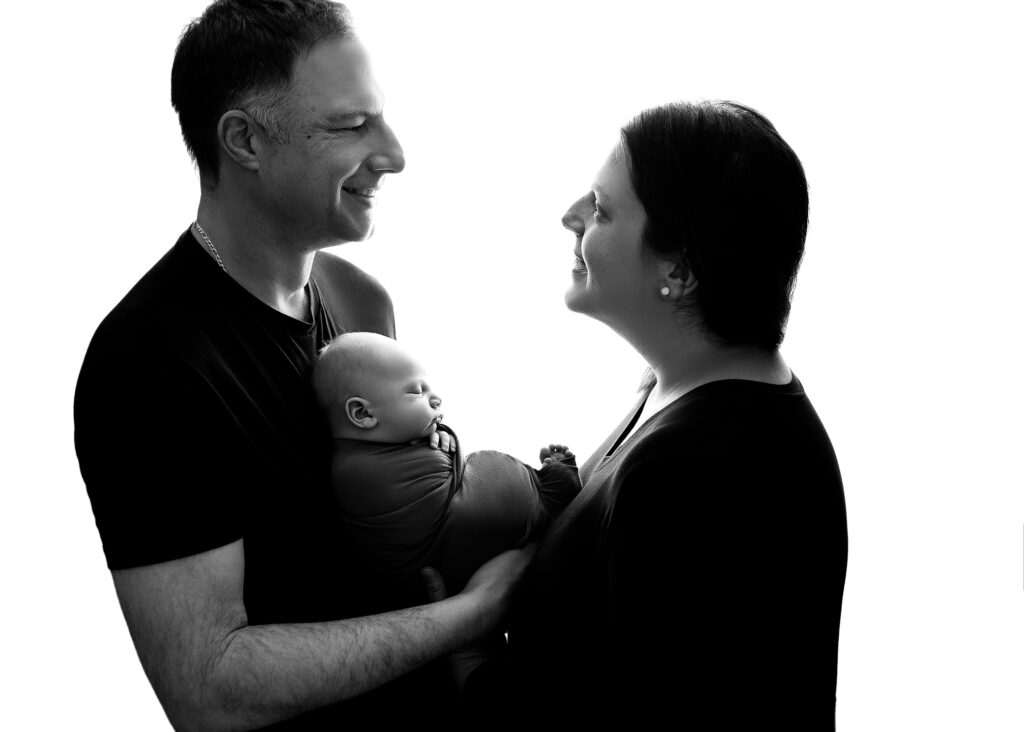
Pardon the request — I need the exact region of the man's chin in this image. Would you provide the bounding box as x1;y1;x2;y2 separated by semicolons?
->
330;214;375;244
346;222;375;243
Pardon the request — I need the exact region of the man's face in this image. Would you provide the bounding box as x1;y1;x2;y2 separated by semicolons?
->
259;36;405;246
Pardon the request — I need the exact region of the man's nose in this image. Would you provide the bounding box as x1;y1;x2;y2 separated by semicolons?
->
368;120;406;174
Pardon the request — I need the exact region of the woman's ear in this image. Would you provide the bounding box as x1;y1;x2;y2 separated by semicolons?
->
657;251;698;300
217;110;264;173
344;397;378;430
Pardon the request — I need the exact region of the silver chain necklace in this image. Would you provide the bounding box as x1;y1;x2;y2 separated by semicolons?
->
192;220;227;272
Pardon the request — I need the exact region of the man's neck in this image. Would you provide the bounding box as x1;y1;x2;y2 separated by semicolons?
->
195;194;317;321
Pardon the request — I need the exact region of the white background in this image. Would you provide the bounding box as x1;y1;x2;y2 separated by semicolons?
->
2;1;1022;729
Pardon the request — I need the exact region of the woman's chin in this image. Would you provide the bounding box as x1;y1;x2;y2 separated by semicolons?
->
564;277;589;313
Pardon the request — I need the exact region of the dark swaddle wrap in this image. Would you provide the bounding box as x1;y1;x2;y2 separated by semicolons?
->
330;425;580;594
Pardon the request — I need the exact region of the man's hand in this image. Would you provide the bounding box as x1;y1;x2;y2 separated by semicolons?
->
422;547;535;692
423;544;536;637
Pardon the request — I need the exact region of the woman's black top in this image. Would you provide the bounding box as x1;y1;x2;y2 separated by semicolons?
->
470;375;847;729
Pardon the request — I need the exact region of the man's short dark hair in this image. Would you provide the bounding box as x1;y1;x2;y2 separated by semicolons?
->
171;0;354;186
621;101;809;351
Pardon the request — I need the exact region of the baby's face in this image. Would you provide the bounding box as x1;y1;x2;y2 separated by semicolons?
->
362;348;444;443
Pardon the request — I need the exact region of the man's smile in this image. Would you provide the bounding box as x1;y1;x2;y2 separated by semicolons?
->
342;186;377;198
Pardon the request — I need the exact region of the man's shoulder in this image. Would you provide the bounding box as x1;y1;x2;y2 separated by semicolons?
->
313;249;395;336
313;249;389;299
77;232;231;393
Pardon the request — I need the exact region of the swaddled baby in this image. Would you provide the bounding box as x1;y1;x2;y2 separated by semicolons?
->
312;332;581;595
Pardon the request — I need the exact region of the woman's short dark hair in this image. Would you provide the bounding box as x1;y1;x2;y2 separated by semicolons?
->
171;0;354;186
621;101;809;351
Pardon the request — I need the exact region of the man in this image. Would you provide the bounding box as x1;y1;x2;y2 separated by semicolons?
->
74;1;529;729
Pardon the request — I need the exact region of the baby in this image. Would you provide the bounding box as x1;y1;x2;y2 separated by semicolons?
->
312;332;581;596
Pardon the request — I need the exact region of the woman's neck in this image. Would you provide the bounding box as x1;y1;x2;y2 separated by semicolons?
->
643;337;791;411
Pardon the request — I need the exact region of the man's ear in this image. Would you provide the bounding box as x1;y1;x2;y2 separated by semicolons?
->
344;397;378;430
217;110;263;173
657;250;699;300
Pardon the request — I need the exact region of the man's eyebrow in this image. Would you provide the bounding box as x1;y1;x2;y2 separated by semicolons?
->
324;109;379;123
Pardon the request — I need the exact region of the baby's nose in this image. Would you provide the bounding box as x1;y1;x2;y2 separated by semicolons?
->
429;396;442;409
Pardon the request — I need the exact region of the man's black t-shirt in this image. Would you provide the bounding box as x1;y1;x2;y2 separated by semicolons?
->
74;229;449;726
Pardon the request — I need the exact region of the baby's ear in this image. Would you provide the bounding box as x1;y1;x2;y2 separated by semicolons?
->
345;397;378;430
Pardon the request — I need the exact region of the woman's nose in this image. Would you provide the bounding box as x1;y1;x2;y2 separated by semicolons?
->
561;198;585;237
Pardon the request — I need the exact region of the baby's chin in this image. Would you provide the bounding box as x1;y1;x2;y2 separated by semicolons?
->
396;422;437;444
422;416;443;435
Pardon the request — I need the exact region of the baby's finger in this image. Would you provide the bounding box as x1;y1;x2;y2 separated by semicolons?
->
428;432;440;450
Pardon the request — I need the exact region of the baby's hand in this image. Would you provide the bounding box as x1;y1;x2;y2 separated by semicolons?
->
539;443;574;465
427;428;457;454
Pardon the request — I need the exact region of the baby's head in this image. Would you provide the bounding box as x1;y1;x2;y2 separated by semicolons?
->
313;332;444;443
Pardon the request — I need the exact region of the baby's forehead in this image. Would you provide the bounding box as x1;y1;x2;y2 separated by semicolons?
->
366;344;427;379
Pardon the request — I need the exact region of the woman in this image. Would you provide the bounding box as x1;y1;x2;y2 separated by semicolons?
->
456;101;848;729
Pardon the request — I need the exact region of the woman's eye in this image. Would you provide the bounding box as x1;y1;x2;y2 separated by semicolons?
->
592;201;606;221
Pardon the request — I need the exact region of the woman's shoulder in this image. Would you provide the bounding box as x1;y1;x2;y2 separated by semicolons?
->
610;378;814;482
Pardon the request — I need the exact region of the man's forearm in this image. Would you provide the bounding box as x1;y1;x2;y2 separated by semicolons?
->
114;542;529;731
188;593;483;731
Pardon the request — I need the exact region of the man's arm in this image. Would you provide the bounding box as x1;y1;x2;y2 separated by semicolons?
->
113;539;528;731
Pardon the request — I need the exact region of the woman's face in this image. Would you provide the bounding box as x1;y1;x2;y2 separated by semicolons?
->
562;144;654;328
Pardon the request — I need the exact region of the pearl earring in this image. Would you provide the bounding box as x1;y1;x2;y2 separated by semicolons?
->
660;286;670;297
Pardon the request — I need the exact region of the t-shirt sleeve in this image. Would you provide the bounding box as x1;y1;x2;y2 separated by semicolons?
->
75;338;248;569
314;251;396;339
